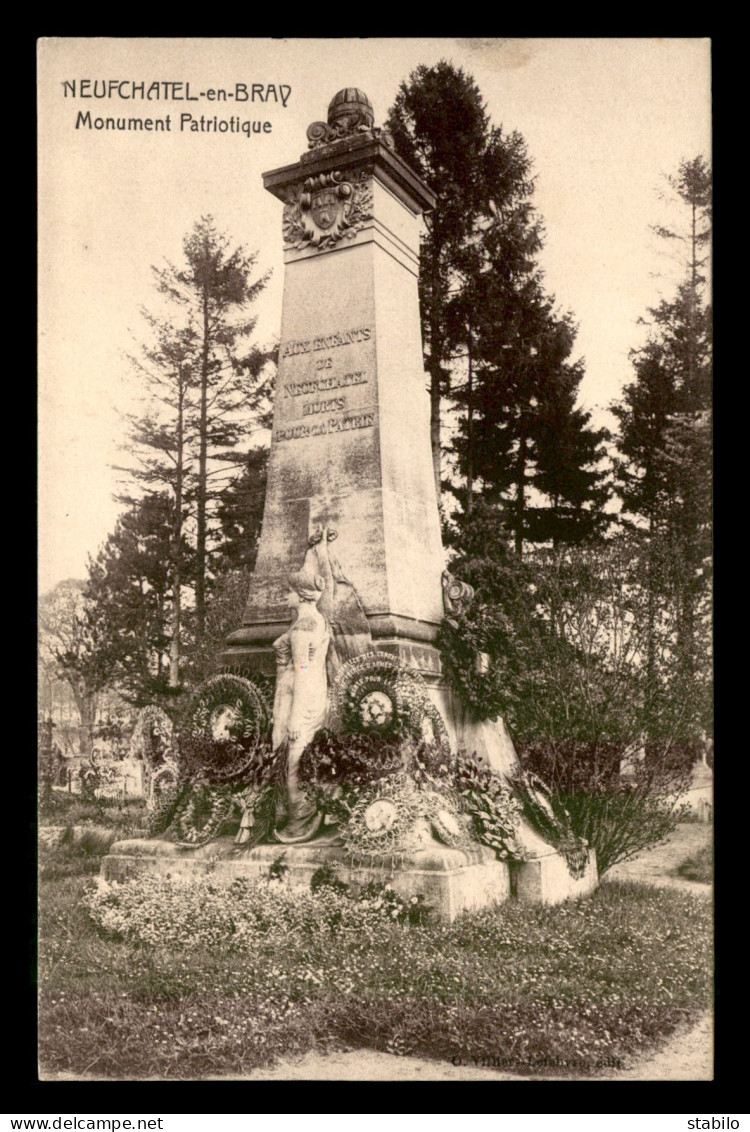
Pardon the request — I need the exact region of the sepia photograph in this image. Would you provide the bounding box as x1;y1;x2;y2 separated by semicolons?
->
37;37;712;1082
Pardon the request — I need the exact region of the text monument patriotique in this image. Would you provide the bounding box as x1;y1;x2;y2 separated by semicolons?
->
104;89;597;916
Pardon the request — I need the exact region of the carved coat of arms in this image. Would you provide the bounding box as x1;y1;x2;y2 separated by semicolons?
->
310;186;340;230
283;170;373;251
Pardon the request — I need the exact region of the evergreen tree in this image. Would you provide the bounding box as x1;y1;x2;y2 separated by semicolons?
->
152;216;273;640
615;156;711;521
451;283;609;556
214;446;269;574
529;369;611;549
84;495;193;705
611;156;712;740
388;62;609;554
118;217;274;682
119;321;194;686
386;62;542;499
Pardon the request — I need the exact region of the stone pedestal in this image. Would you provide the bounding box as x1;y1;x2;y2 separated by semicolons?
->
101;831;596;916
101;836;511;924
512;849;598;904
509;816;598;903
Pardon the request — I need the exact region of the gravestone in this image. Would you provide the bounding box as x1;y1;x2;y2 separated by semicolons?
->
103;89;597;914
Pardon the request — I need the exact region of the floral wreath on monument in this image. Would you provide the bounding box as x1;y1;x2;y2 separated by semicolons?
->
139;658;558;866
147;673;279;846
328;651;448;743
297;651;528;858
129;704;175;764
129;704;177;808
509;769;590;878
149;653;529;860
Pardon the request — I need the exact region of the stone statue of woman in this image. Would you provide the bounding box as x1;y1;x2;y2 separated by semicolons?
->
271;567;331;843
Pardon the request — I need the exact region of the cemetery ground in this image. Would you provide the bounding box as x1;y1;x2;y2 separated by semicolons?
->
37;795;712;1081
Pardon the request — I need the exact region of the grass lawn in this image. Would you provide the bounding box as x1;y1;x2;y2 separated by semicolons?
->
39;792;150;837
37;825;712;1080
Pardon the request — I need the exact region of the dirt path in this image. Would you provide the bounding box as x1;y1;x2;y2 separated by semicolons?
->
49;1011;713;1082
604;823;712;899
195;1008;713;1079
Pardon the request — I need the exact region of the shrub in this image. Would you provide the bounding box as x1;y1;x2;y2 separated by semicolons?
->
442;537;699;875
268;853;289;881
673;842;712;884
522;744;691;875
309;861;349;896
84;872;434;950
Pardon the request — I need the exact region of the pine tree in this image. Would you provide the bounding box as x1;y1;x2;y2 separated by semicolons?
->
451;281;609;556
388;62;609;555
386;62;543;499
612;156;712;742
530;370;611;549
84;495;193;705
214;446;269;574
118;217;274;683
152;217;273;640
119;320;194;687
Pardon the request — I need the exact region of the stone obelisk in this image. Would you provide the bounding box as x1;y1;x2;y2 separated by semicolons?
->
222;89;444;678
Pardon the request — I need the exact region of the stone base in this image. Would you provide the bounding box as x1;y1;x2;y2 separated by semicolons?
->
512;848;598;905
219;635;443;682
101;835;511;922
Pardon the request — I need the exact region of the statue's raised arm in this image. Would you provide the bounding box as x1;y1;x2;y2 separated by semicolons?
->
303;526;372;682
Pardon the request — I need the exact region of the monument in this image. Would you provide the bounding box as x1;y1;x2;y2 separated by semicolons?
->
103;89;597;916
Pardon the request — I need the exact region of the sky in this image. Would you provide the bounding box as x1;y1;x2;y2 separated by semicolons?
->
38;37;711;594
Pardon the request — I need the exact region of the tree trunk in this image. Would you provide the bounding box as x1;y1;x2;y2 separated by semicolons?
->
73;687;97;756
429;257;444;505
430;364;441;503
169;367;185;688
515;416;527;558
196;291;210;640
677;491;698;699
466;329;474;515
644;512;658;770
